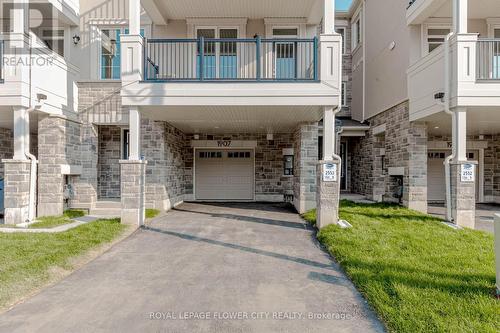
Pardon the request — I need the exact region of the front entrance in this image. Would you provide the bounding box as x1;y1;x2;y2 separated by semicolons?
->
195;149;254;200
427;150;480;202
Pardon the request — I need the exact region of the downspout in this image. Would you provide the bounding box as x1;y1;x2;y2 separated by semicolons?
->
443;32;455;222
25;92;45;222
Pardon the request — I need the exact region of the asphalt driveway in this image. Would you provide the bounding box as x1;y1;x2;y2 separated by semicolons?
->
0;202;385;333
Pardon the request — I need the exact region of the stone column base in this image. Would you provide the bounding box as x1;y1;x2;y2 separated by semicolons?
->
3;160;31;225
316;161;341;229
450;161;477;229
120;160;147;225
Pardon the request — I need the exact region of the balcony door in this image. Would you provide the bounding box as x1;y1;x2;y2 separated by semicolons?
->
272;28;298;80
197;28;238;80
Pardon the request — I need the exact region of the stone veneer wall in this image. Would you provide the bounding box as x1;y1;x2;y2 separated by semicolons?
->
350;101;428;212
0;127;14;179
142;119;186;210
38;115;83;217
293;123;319;213
338;23;352;118
97;126;122;199
183;133;294;202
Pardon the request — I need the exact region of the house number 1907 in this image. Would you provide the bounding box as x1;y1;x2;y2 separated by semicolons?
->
217;140;232;147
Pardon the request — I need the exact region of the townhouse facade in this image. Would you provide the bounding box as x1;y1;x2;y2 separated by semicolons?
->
337;0;500;228
0;0;343;226
0;0;497;229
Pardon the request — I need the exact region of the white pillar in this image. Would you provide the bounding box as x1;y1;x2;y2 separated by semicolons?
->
129;107;141;160
453;0;468;34
452;107;467;162
13;106;29;160
323;106;336;161
129;0;141;35
11;0;29;34
323;0;335;35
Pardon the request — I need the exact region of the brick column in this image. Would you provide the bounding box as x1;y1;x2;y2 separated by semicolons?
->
450;161;477;229
316;161;341;229
120;160;147;225
3;160;30;224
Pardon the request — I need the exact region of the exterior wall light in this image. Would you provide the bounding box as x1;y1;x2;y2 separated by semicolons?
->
73;35;81;45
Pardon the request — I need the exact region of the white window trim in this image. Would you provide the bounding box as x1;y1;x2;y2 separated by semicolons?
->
351;15;361;52
187;18;247;38
264;18;306;38
336;27;347;54
486;18;500;38
421;21;452;57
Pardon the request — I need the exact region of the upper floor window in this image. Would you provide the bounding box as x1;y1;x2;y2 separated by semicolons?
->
341;81;347;107
495;29;500;38
336;27;346;54
352;16;361;50
272;28;298;38
41;29;65;57
426;27;451;54
100;27;144;80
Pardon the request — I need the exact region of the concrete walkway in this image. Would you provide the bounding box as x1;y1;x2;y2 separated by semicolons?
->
0;203;385;333
428;203;499;234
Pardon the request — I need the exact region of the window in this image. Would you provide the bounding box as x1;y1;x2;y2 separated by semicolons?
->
495;29;500;38
341;81;347;107
272;28;299;37
100;28;144;80
196;27;238;79
122;129;129;159
426;28;451;53
41;29;65;57
336;27;346;54
352;17;361;50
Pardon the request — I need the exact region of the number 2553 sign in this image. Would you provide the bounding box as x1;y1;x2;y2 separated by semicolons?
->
323;163;338;182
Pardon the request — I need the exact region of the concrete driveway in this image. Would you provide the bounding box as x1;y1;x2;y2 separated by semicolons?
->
0;202;385;333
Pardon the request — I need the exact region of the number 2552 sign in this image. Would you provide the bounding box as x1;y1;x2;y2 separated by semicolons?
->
323;163;338;182
460;163;475;182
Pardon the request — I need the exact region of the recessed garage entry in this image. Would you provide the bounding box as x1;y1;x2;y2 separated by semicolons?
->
195;149;255;200
427;150;480;202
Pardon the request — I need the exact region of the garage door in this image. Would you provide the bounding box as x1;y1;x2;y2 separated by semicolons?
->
195;150;254;200
427;150;479;202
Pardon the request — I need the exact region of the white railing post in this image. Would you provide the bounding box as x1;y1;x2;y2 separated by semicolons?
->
121;0;144;83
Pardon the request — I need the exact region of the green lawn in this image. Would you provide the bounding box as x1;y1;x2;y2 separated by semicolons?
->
304;201;498;333
0;219;127;309
28;210;86;229
146;209;160;219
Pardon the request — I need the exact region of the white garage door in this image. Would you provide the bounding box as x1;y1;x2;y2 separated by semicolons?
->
427;150;479;202
195;150;254;200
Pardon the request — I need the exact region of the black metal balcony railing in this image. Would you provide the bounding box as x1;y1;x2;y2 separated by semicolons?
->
143;37;318;82
0;40;4;83
476;39;500;80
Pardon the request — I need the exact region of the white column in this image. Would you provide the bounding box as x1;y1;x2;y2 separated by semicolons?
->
323;0;335;35
11;0;29;34
452;107;467;161
453;0;468;34
129;107;141;160
323;106;336;161
13;106;29;160
129;0;141;35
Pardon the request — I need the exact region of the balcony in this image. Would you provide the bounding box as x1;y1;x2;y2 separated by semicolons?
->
408;35;500;121
143;38;318;82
